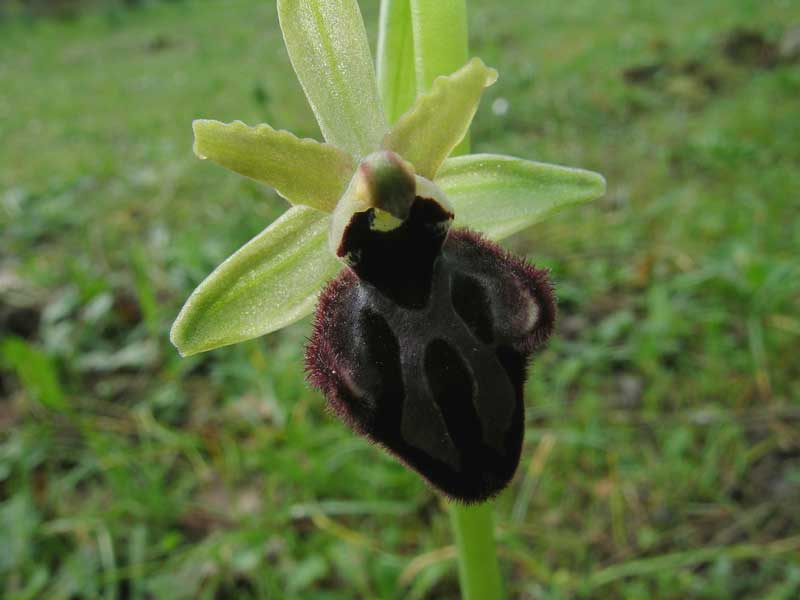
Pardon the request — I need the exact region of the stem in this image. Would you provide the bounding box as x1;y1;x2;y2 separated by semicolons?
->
378;1;506;598
449;502;505;600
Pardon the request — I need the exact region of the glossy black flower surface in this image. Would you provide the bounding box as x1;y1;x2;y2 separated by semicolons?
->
305;194;555;503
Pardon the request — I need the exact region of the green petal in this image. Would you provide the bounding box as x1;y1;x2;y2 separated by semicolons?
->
377;0;417;125
383;58;497;180
193;120;354;213
170;207;341;356
277;0;387;160
438;154;606;240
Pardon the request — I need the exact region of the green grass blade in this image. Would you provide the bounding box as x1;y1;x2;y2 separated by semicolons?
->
0;337;68;412
585;536;800;590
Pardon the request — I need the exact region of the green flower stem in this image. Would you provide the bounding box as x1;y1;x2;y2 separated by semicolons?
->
449;502;505;600
379;0;505;598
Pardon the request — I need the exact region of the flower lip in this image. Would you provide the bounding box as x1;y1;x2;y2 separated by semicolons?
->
306;228;556;503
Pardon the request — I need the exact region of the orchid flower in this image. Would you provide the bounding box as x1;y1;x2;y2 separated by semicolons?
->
170;0;604;502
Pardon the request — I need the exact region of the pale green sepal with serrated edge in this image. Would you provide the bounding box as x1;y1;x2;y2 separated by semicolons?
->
438;154;606;241
170;206;342;356
277;0;388;160
193;120;354;213
383;58;497;180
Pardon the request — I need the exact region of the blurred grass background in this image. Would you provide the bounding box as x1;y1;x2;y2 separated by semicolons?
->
1;0;799;598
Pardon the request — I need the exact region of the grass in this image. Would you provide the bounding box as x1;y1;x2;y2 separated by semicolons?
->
1;0;799;598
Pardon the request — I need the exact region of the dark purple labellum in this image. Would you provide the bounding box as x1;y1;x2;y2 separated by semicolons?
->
305;196;555;503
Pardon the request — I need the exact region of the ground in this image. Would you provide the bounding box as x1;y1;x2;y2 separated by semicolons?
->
1;0;799;598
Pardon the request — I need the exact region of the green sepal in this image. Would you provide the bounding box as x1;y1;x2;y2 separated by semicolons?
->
377;0;417;124
193;119;354;213
170;206;341;356
438;153;606;240
277;0;387;160
383;58;497;180
409;0;469;94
